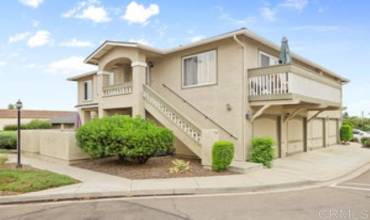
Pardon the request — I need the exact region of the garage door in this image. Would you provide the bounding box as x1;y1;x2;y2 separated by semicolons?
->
307;119;324;150
287;117;304;155
253;116;280;158
327;119;338;146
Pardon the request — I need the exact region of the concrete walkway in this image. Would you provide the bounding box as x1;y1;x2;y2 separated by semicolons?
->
2;143;370;203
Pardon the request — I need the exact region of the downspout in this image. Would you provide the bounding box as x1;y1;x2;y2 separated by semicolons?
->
233;34;248;161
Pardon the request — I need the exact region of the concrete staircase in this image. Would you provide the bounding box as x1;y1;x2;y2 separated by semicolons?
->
143;85;203;158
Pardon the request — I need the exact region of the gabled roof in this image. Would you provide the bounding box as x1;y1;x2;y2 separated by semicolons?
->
83;27;349;83
0;109;77;119
50;113;78;125
67;70;97;81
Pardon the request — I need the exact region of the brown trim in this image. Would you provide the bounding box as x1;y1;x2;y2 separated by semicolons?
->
303;117;308;152
277;115;282;158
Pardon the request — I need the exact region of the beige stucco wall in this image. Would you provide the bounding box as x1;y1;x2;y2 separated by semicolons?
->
72;34;344;161
150;38;245;160
21;130;89;163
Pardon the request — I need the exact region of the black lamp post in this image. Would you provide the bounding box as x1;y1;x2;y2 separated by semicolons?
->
16;99;23;168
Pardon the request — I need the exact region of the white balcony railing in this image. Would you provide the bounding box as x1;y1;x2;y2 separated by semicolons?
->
103;83;132;97
248;64;341;104
249;72;289;96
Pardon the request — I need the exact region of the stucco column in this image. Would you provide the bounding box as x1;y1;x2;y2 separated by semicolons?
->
280;115;288;158
200;129;219;166
131;61;147;118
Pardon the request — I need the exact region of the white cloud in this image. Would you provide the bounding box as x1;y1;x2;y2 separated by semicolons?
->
47;56;96;75
280;0;308;10
27;30;51;48
63;1;110;23
189;35;205;43
217;7;255;25
19;0;43;8
260;6;277;22
0;61;6;67
128;38;151;46
291;25;341;32
8;32;30;43
60;38;93;48
122;1;159;25
32;20;39;27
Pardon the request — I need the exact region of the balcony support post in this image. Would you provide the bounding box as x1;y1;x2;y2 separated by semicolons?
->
132;61;147;118
250;104;271;122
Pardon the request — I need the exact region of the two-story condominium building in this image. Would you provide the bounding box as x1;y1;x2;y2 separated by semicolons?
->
68;28;348;165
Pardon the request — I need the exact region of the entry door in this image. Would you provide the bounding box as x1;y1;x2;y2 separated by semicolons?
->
252;115;280;158
287;117;305;155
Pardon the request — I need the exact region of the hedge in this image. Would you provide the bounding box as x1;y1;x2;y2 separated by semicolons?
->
361;137;370;148
76;115;174;164
212;140;234;172
340;124;352;143
3;120;52;131
250;137;274;168
0;131;17;149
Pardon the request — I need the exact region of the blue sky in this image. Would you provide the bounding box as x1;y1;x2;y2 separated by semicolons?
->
0;0;369;116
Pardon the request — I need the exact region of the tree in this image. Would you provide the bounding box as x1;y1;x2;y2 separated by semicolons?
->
7;104;15;110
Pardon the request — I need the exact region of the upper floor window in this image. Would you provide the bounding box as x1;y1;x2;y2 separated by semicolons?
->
182;50;217;88
107;72;114;86
259;51;279;67
83;80;92;101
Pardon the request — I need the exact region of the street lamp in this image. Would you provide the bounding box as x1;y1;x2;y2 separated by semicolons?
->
16;99;23;168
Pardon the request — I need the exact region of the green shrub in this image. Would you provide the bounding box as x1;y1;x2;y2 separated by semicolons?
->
340;124;353;143
250;137;274;168
25;120;52;129
0;132;17;149
3;120;51;131
212;140;234;172
361;137;370;148
0;154;8;165
76;115;174;164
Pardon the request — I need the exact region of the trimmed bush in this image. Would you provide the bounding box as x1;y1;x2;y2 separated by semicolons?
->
250;137;274;168
25;120;52;129
3;120;51;131
76;116;174;164
0;131;17;149
212;140;234;172
340;124;353;144
361;137;370;148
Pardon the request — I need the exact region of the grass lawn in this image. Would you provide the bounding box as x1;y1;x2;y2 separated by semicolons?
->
0;162;79;194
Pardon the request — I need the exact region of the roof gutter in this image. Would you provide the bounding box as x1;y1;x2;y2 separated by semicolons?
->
233;34;248;160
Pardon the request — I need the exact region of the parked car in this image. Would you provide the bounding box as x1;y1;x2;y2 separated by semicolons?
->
352;129;370;142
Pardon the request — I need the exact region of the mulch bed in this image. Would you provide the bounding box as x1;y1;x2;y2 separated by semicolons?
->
73;156;236;179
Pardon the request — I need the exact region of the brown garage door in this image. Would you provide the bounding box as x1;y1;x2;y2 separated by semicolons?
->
252;115;280;158
327;119;338;146
307;118;324;150
287;117;305;155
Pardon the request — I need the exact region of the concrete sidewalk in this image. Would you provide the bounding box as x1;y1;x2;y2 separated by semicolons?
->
1;143;370;204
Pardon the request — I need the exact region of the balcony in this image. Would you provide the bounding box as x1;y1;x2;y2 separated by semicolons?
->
248;64;341;107
102;82;133;97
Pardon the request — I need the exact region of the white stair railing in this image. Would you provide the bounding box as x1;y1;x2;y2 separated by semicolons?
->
249;72;290;96
143;85;201;144
103;82;133;97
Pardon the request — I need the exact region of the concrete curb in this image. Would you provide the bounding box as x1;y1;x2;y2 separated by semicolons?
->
0;162;369;206
0;180;315;205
